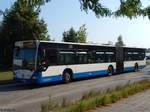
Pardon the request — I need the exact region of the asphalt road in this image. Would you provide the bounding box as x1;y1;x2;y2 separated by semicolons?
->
0;66;150;112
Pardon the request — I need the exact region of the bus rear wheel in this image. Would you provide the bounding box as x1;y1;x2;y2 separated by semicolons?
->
63;72;71;83
108;66;114;76
134;63;139;72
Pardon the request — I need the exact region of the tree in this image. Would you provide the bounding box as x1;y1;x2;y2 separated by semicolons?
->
25;0;150;19
0;0;50;68
62;25;87;43
62;27;78;42
115;35;125;47
77;24;87;43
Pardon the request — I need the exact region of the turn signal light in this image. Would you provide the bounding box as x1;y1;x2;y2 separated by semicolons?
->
32;76;37;80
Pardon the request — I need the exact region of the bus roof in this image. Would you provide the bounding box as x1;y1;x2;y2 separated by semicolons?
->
15;40;146;50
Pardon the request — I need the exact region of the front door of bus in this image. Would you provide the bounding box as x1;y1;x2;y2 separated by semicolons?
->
116;47;124;73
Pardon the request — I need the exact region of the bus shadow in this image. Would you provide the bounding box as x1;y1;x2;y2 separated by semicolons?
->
0;71;136;92
0;75;108;92
0;81;65;92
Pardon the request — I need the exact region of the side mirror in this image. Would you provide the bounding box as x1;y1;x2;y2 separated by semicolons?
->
38;59;49;71
39;65;48;71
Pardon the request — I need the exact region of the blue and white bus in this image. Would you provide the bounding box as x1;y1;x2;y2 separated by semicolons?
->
13;40;146;84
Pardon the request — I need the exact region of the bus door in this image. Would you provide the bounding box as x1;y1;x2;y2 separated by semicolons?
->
116;47;124;73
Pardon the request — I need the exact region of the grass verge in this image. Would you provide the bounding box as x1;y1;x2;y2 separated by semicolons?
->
0;71;13;83
41;79;150;112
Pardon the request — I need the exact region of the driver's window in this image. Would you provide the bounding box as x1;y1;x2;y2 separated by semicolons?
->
38;48;57;66
45;49;57;66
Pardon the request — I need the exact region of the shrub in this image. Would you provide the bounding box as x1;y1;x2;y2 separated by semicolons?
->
41;79;150;112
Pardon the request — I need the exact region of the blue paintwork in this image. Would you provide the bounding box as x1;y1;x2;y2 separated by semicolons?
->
13;65;146;84
139;65;145;69
123;65;146;72
34;75;62;84
30;70;109;84
73;70;108;79
123;66;135;72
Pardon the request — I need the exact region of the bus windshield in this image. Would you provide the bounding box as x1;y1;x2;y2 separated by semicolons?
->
13;47;36;70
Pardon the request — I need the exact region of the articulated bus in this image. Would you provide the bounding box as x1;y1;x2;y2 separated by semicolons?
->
13;40;146;84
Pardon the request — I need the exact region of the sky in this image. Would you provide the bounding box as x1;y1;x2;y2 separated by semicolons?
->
0;0;150;48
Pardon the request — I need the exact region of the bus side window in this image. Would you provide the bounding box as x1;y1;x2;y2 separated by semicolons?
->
65;52;75;65
77;52;88;64
138;52;145;60
45;49;58;66
133;52;138;60
105;52;115;62
125;52;132;61
142;52;145;60
95;52;105;63
59;51;75;65
88;51;94;63
59;53;65;65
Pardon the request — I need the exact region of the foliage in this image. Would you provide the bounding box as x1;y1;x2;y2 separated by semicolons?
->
62;27;78;42
0;0;50;68
41;79;150;112
79;0;111;18
115;0;142;19
77;24;87;43
62;25;87;43
115;35;125;47
26;0;150;19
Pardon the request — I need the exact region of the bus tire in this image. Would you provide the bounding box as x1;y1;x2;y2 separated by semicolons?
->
108;65;114;76
63;69;72;83
134;63;139;72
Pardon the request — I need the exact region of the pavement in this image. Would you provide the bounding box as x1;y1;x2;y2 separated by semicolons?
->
0;66;150;112
95;89;150;112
